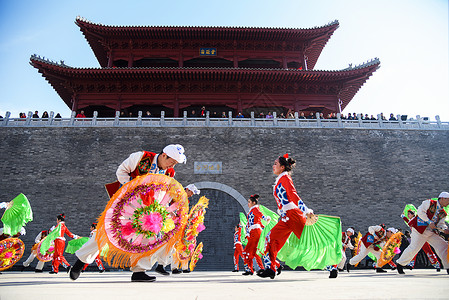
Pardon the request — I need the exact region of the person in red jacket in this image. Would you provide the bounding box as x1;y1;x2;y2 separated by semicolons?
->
242;194;270;275
258;154;314;279
232;224;244;272
396;192;449;275
70;144;187;283
347;224;388;273
50;214;79;274
401;209;441;271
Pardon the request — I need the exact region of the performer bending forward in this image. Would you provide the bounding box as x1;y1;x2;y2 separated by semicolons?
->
396;192;449;275
258;154;313;279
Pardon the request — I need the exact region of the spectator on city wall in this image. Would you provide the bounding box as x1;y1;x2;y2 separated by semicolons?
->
32;111;39;118
76;110;86;118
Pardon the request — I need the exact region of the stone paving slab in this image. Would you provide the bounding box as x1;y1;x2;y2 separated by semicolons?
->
0;269;448;300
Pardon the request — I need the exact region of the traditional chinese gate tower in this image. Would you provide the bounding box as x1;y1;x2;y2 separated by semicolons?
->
31;17;380;117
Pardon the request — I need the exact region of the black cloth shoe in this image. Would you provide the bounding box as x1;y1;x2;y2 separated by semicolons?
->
155;264;170;275
376;268;387;273
256;268;275;279
396;264;405;274
172;269;182;274
20;265;27;272
276;264;283;275
69;259;85;281
346;262;351;273
232;269;239;272
436;268;440;272
182;269;191;273
49;271;58;274
242;271;253;276
35;269;43;273
329;269;338;278
446;269;449;275
131;272;156;282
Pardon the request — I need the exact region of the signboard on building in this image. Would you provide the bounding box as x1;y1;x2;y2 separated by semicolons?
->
199;48;217;56
194;161;222;174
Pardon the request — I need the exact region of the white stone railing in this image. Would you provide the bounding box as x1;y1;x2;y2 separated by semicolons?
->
1;111;448;130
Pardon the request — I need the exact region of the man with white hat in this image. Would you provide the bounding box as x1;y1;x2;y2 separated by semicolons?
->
396;192;449;275
71;144;187;282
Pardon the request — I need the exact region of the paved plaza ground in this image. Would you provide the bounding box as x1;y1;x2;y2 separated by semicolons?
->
1;269;448;300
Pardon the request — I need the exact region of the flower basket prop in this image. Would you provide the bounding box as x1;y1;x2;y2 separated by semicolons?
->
176;196;208;264
0;238;25;271
377;232;403;268
36;239;55;262
95;174;189;268
189;242;204;271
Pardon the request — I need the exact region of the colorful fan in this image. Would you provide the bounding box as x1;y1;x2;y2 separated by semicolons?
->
239;205;279;256
176;196;209;263
39;224;61;255
189;242;204;271
95;173;189;268
402;204;417;226
276;215;342;271
36;239;54;262
377;232;403;268
239;212;248;246
0;238;25;271
1;194;33;236
65;237;89;254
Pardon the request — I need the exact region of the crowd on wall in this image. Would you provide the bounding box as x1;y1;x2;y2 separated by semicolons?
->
5;109;418;122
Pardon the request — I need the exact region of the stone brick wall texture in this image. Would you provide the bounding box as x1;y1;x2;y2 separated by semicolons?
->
0;127;448;270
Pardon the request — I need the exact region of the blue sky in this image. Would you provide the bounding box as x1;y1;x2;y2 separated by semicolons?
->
0;0;447;120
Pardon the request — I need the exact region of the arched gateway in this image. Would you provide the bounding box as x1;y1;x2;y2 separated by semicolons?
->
188;181;248;270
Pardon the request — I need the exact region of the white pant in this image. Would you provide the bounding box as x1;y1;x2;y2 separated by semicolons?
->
396;228;448;269
75;232;100;264
130;244;175;272
337;249;347;269
349;243;382;266
76;231;176;273
23;252;45;270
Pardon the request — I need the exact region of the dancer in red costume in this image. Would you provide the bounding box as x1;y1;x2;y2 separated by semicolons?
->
258;154;314;279
50;214;79;274
242;194;271;275
232;224;244;272
402;209;441;271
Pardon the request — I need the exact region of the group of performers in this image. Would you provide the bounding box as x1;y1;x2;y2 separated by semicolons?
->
233;154;449;279
1;144;448;282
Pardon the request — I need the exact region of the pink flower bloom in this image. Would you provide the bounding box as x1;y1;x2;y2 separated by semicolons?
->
141;212;163;233
197;223;206;233
393;247;401;254
121;222;135;237
198;253;203;259
5;252;13;258
188;243;195;252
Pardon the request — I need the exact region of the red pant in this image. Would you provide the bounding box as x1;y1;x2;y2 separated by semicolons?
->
410;241;440;268
233;243;244;270
265;209;305;271
52;239;70;273
83;255;104;271
243;228;263;273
